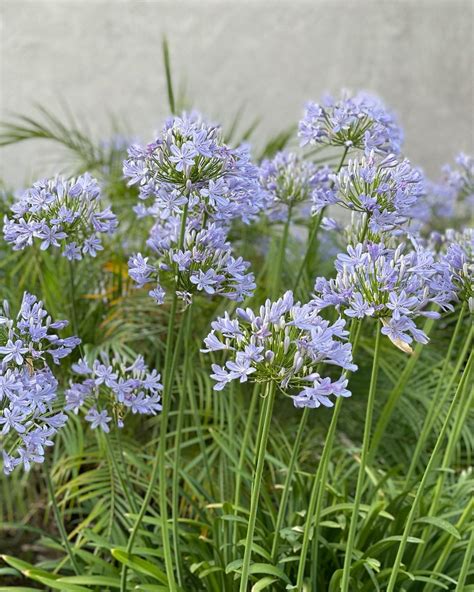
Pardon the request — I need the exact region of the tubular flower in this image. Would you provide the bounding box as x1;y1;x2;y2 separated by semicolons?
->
312;242;456;352
416;153;474;229
124;111;265;226
65;354;162;431
0;293;80;474
299;91;403;155
128;221;255;305
202;290;356;409
313;152;424;235
259;151;333;221
3;174;117;259
436;228;474;310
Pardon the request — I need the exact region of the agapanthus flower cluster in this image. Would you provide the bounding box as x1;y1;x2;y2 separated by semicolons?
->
3;174;118;260
202;291;356;409
299;91;403;155
124;111;265;226
313;152;424;235
65;354;162;431
313;242;455;351
129;221;255;305
436;228;474;309
0;293;80;474
417;154;474;228
259;151;333;221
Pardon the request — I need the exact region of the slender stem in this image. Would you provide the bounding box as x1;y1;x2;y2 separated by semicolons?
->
44;466;80;575
271;407;309;561
424;498;473;592
233;383;260;549
406;307;470;482
68;259;79;337
296;319;362;589
293;146;349;295
104;431;138;516
456;522;474;591
156;293;180;592
386;350;473;592
411;325;473;570
120;292;181;592
171;305;193;587
309;320;363;586
272;203;293;299
295;397;342;590
369;315;436;462
292;210;323;294
341;327;381;592
239;382;276;592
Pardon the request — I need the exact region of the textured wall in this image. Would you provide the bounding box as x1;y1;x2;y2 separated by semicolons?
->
0;0;473;187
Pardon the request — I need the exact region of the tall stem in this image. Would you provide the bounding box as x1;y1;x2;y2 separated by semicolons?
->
272;203;293;299
44;466;80;575
406;307;470;482
120;201;189;591
293;145;348;295
296;319;362;589
233;383;260;549
171;305;193;587
456;524;474;592
68;259;79;337
341;327;381;592
120;291;181;592
386;350;473;592
410;323;473;571
271;407;309;561
239;382;276;592
104;431;138;516
369;315;436;462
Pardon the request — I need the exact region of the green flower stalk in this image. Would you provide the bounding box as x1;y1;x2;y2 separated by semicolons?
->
386;349;473;592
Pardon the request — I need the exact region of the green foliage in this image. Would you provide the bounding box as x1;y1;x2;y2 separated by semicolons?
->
0;42;472;592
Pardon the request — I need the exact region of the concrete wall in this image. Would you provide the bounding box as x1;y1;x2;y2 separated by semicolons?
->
1;0;473;187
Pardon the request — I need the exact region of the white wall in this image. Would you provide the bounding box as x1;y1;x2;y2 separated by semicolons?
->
1;0;473;187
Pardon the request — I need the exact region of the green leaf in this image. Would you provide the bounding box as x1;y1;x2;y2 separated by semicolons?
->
55;575;122;588
249;564;292;585
415;517;461;539
111;549;168;584
25;572;90;592
0;588;42;592
251;577;278;591
0;556;58;581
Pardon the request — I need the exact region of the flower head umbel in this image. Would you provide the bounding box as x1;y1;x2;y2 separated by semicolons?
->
202;291;356;409
0;293;80;474
437;228;474;310
129;221;255;305
259;151;332;222
65;353;163;431
416;154;474;230
124;111;264;226
299;91;403;155
3;174;118;260
313;242;455;352
315;152;424;236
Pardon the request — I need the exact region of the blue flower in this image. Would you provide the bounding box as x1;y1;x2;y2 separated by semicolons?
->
299;91;403;155
203;291;357;408
66;353;163;431
0;293;79;475
3;174;117;259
